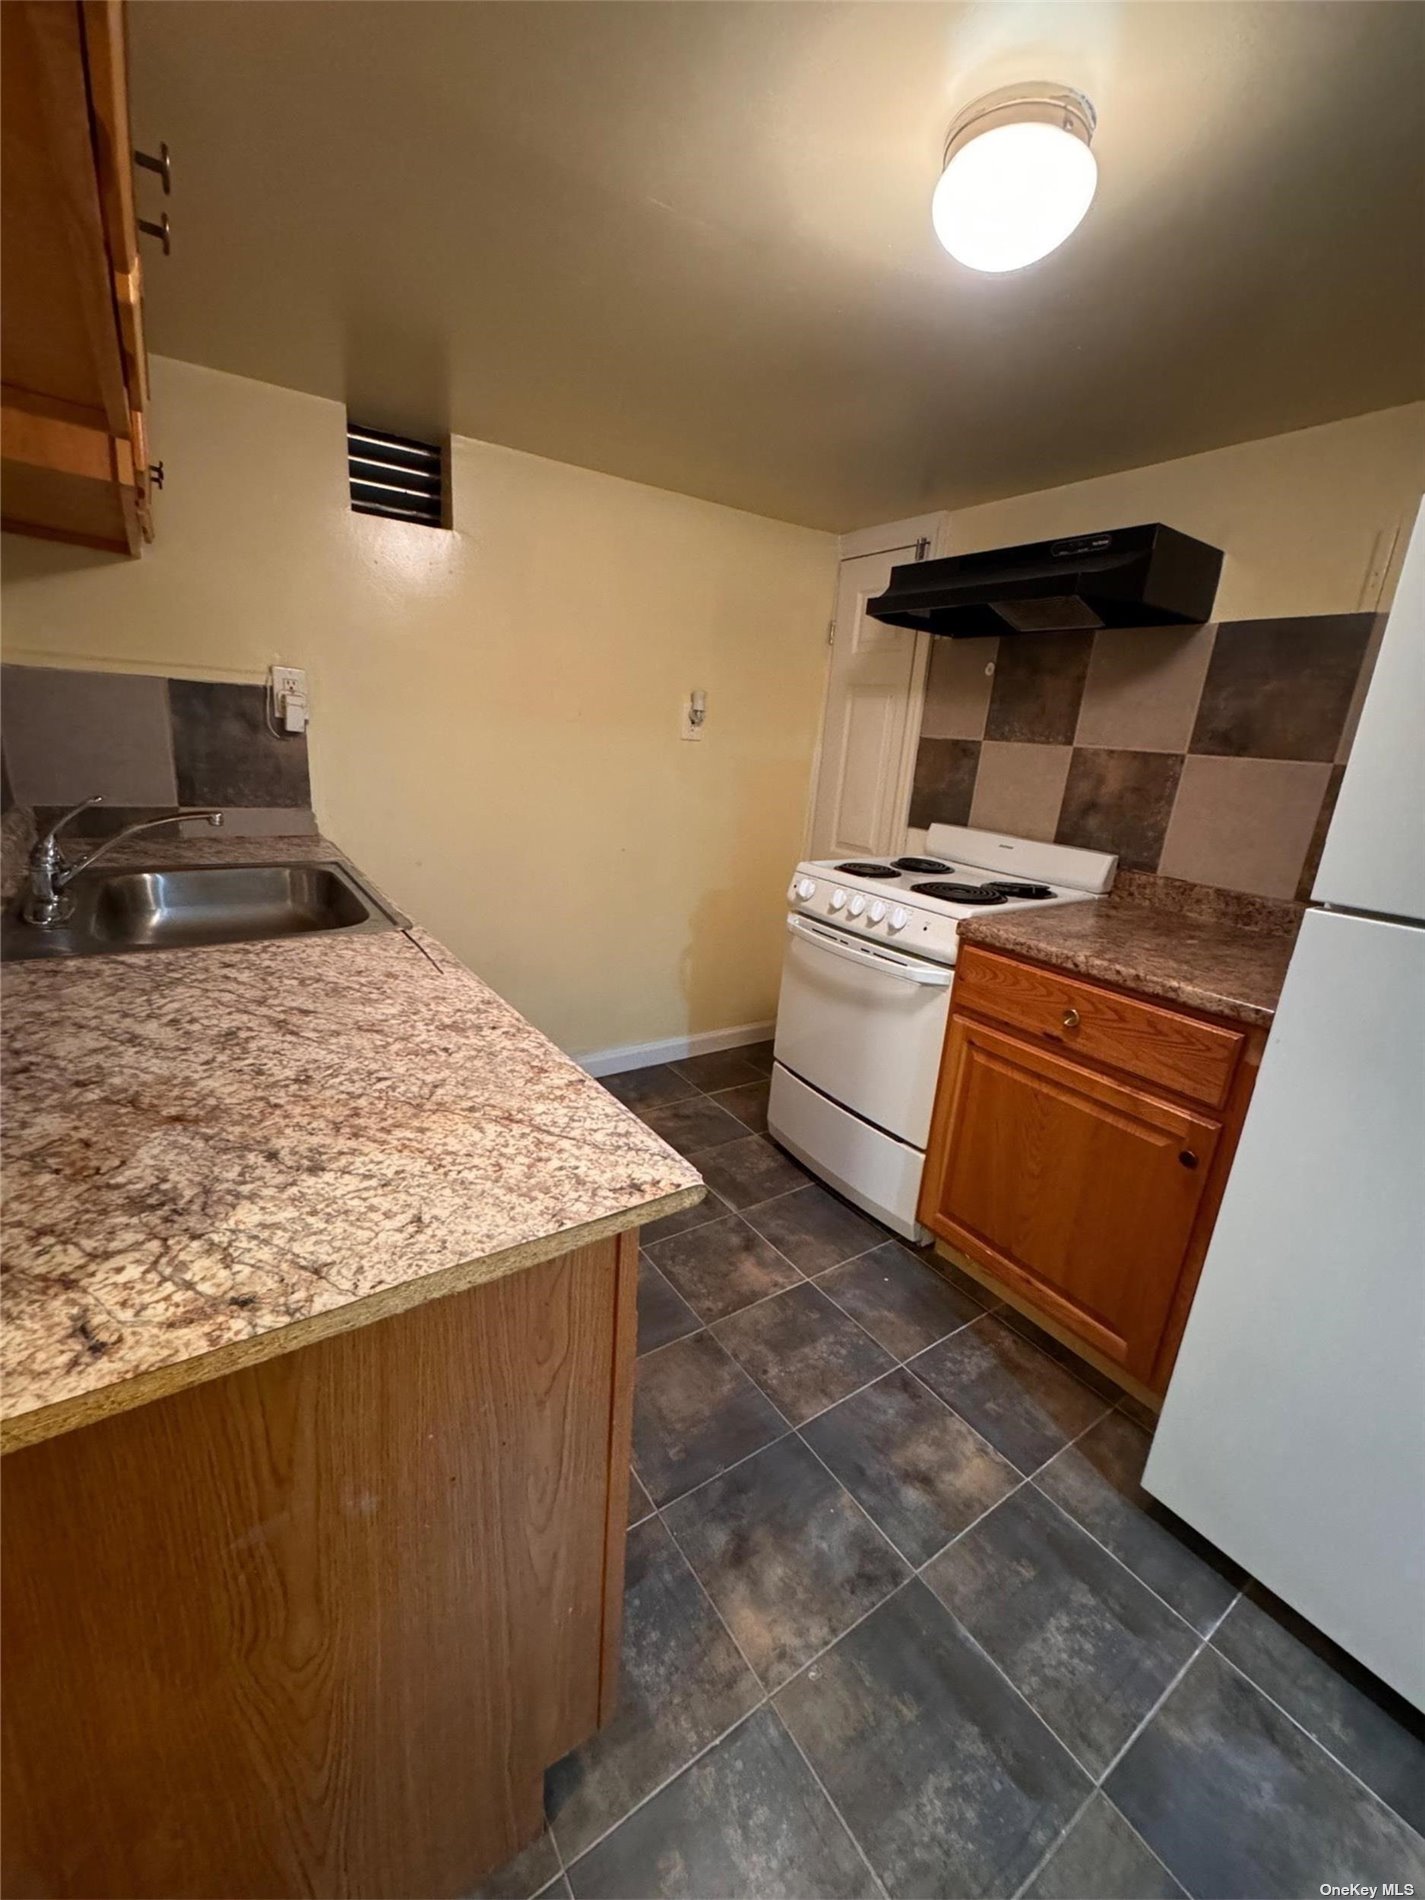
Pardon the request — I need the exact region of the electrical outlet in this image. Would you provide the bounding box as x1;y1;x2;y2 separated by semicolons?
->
270;666;306;704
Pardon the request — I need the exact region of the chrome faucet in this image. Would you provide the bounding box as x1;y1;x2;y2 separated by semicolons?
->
21;796;224;927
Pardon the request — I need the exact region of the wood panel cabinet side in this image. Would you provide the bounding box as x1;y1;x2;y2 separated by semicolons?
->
597;1226;640;1726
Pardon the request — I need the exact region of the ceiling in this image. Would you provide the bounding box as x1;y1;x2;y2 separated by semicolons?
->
130;1;1425;531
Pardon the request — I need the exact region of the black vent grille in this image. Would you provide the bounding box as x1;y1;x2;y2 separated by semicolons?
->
347;422;445;526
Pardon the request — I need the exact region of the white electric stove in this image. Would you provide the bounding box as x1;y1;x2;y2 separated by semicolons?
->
768;823;1116;1240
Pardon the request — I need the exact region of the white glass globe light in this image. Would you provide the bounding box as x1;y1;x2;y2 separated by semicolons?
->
933;103;1098;273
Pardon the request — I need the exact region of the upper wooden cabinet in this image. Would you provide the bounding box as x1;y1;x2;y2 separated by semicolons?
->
920;943;1263;1394
1;0;152;556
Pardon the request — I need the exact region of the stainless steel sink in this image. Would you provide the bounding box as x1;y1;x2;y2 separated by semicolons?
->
2;861;401;960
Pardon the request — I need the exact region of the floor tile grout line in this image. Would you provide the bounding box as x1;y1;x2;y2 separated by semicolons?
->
772;1707;892;1900
552;1696;771;1875
1008;1786;1099;1900
564;1501;906;1887
641;1419;799;1513
1093;1630;1209;1788
790;1416;928;1578
1208;1644;1425;1845
1008;1630;1214;1900
1017;1474;1215;1645
1095;1789;1196;1898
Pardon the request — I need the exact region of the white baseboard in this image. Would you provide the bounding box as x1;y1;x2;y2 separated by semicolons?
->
577;1019;775;1079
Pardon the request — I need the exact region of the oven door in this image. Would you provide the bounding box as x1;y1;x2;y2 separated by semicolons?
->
772;913;953;1147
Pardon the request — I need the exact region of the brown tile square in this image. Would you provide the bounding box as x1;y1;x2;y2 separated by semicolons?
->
818;1241;983;1359
706;1080;768;1134
670;1050;763;1092
775;1583;1090;1898
803;1367;1019;1565
1;665;177;807
1159;755;1332;899
739;1040;775;1076
633;1332;788;1505
985;632;1094;745
602;1064;699;1113
910;1314;1110;1474
693;1135;811;1210
968;741;1071;841
743;1182;883;1276
638;1187;729;1246
169;680;311;807
1190;614;1376;761
1075;624;1218;754
545;1517;760;1858
907;737;979;831
924;1485;1200;1776
637;1254;701;1355
713;1283;894;1425
921;636;998;740
664;1437;907;1689
1056;749;1183;872
642;1095;748;1156
646;1215;801;1323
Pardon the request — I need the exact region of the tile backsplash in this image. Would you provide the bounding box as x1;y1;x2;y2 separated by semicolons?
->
909;613;1381;900
0;665;314;835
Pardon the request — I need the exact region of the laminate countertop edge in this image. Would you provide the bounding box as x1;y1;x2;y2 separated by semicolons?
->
0;1183;702;1455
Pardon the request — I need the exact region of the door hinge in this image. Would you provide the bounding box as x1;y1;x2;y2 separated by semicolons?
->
827;618;836;646
914;536;930;561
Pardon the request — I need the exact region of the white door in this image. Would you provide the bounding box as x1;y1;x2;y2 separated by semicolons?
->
809;521;942;859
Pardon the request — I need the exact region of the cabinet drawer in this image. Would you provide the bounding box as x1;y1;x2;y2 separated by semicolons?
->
953;943;1244;1108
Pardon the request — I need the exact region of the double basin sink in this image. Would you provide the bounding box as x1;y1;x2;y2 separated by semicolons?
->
2;861;400;960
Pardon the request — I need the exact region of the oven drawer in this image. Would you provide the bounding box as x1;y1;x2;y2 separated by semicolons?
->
952;943;1244;1109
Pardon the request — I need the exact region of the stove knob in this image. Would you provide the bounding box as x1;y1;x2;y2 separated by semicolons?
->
795;876;817;900
868;900;887;924
848;893;867;917
888;906;908;932
830;887;848;910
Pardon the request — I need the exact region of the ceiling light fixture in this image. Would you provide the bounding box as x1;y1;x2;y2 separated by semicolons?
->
932;82;1098;273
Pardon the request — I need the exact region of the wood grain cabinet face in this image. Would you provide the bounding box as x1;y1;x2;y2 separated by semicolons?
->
1;0;149;554
920;944;1259;1393
923;1016;1221;1380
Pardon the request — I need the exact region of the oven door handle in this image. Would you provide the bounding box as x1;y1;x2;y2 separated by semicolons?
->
785;914;952;987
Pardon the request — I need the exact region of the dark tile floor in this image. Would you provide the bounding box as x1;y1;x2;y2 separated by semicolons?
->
484;1047;1425;1900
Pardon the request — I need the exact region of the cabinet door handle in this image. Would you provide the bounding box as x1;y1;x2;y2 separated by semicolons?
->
1061;1008;1080;1030
1179;1150;1199;1169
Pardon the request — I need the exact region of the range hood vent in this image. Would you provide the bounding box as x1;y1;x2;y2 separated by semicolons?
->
866;524;1223;638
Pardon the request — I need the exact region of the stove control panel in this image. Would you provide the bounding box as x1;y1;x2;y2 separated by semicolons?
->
784;870;963;962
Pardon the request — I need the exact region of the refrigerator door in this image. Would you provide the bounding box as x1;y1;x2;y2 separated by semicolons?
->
1145;906;1425;1709
1313;496;1425;921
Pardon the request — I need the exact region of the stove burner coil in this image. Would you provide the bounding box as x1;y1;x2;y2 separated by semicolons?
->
834;862;901;878
910;882;1008;905
892;857;952;873
981;881;1056;899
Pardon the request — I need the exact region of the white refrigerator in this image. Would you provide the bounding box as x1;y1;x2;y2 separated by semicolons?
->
1144;499;1425;1711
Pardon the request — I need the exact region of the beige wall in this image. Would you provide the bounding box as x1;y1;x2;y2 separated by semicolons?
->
0;357;836;1056
940;402;1425;618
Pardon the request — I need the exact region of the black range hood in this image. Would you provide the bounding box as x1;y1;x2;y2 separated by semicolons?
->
866;524;1223;638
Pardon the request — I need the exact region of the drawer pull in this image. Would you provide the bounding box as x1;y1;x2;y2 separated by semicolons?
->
1179;1150;1199;1169
1061;1008;1080;1030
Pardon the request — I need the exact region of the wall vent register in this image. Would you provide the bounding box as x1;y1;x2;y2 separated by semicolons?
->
347;422;446;527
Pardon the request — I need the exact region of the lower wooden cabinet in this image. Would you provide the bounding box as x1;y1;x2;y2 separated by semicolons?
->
920;944;1262;1393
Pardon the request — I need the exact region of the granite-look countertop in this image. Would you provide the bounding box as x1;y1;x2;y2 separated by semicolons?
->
1;834;702;1450
957;873;1300;1028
